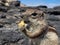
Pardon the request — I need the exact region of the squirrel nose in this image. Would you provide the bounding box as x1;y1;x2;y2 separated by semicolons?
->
20;15;24;18
24;19;30;24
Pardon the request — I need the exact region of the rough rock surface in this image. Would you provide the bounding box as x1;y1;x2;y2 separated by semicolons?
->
0;1;29;45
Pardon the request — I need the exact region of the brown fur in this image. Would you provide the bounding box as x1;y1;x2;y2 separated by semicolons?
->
19;8;59;45
48;26;57;34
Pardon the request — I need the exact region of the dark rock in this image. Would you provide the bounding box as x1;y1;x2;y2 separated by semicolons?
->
10;1;20;8
0;6;8;12
45;8;60;15
37;5;47;8
20;8;26;12
0;0;31;45
47;17;60;21
47;14;60;21
54;6;60;9
0;18;17;25
0;30;25;45
0;24;4;28
49;11;60;15
0;15;6;19
14;1;20;7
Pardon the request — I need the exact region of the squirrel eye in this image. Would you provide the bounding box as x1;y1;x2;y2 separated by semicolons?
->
31;13;37;16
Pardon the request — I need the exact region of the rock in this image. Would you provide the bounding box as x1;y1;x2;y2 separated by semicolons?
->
10;1;20;8
0;1;28;45
48;11;60;15
37;5;47;8
45;8;60;15
0;6;8;12
0;24;3;28
47;16;60;21
0;30;25;45
10;1;20;7
46;14;60;21
0;14;6;19
54;6;60;9
20;8;26;12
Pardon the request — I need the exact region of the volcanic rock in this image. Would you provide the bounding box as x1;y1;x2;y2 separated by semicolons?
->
37;5;47;8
